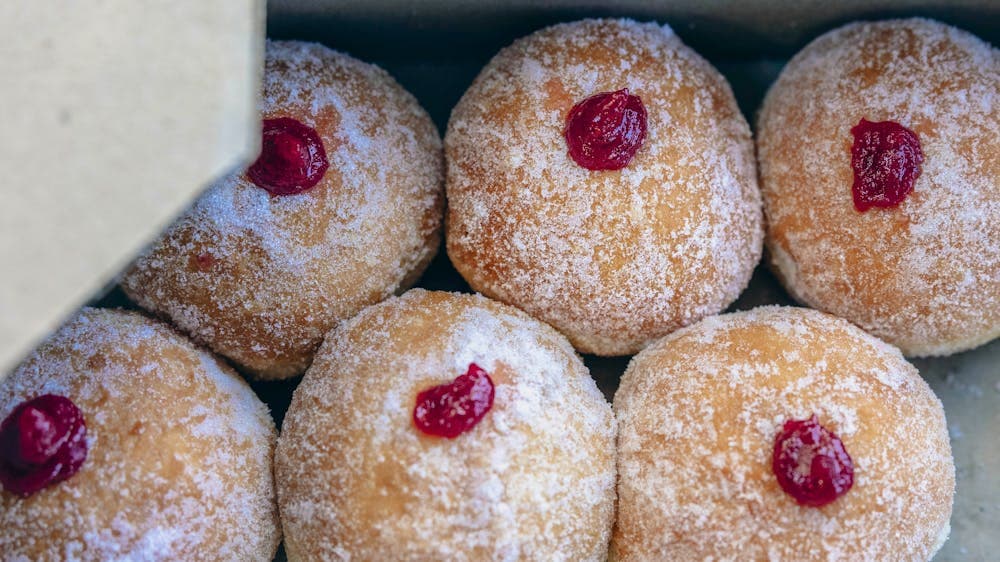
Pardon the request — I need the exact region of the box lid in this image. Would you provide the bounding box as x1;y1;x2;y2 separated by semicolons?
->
0;1;264;374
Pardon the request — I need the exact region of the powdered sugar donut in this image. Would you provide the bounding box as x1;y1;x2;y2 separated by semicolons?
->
276;289;616;560
612;306;954;560
757;19;999;356
122;40;444;379
0;308;279;560
446;18;762;356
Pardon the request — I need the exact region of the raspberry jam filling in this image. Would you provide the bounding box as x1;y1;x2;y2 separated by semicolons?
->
413;363;495;438
565;88;647;171
194;252;216;271
850;118;923;212
0;394;88;497
247;117;329;196
772;414;853;507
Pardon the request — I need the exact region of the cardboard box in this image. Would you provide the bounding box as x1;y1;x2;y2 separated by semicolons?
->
2;1;997;559
0;0;265;375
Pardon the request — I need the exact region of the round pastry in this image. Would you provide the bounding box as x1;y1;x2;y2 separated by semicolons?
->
757;18;999;356
276;289;616;560
612;306;955;560
0;308;279;560
445;18;762;356
122;39;444;379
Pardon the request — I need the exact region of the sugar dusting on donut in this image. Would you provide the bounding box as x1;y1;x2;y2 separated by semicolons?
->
0;308;279;560
758;18;999;356
277;290;615;561
446;18;762;356
612;306;954;560
123;40;444;379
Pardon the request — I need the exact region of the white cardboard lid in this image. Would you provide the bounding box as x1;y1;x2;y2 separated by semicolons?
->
0;1;264;374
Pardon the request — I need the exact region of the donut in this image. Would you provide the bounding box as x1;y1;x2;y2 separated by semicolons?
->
445;18;762;356
276;289;616;560
0;308;279;560
612;306;954;560
757;18;999;356
122;39;444;379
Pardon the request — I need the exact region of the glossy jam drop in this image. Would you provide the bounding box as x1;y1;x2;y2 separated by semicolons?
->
0;394;88;497
565;88;647;171
850;118;923;212
247;117;329;196
772;414;853;507
193;252;216;271
413;363;495;438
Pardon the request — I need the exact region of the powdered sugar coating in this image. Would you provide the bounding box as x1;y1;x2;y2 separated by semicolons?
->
276;290;616;561
612;306;954;561
446;18;762;356
758;18;1000;357
0;308;279;560
122;40;444;379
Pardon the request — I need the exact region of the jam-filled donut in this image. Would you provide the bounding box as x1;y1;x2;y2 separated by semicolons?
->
0;308;279;560
757;18;999;356
122;40;444;379
276;289;616;560
612;306;954;560
446;18;762;356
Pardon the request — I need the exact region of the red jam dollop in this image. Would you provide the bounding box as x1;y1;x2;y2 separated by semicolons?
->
247;117;329;196
0;394;88;497
772;414;854;507
849;118;923;212
413;363;495;438
194;252;215;271
565;88;647;171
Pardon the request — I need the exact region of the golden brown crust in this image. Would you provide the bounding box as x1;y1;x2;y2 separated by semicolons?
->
757;18;1000;357
276;290;616;561
612;306;955;561
446;19;762;356
122;40;444;379
0;308;280;561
